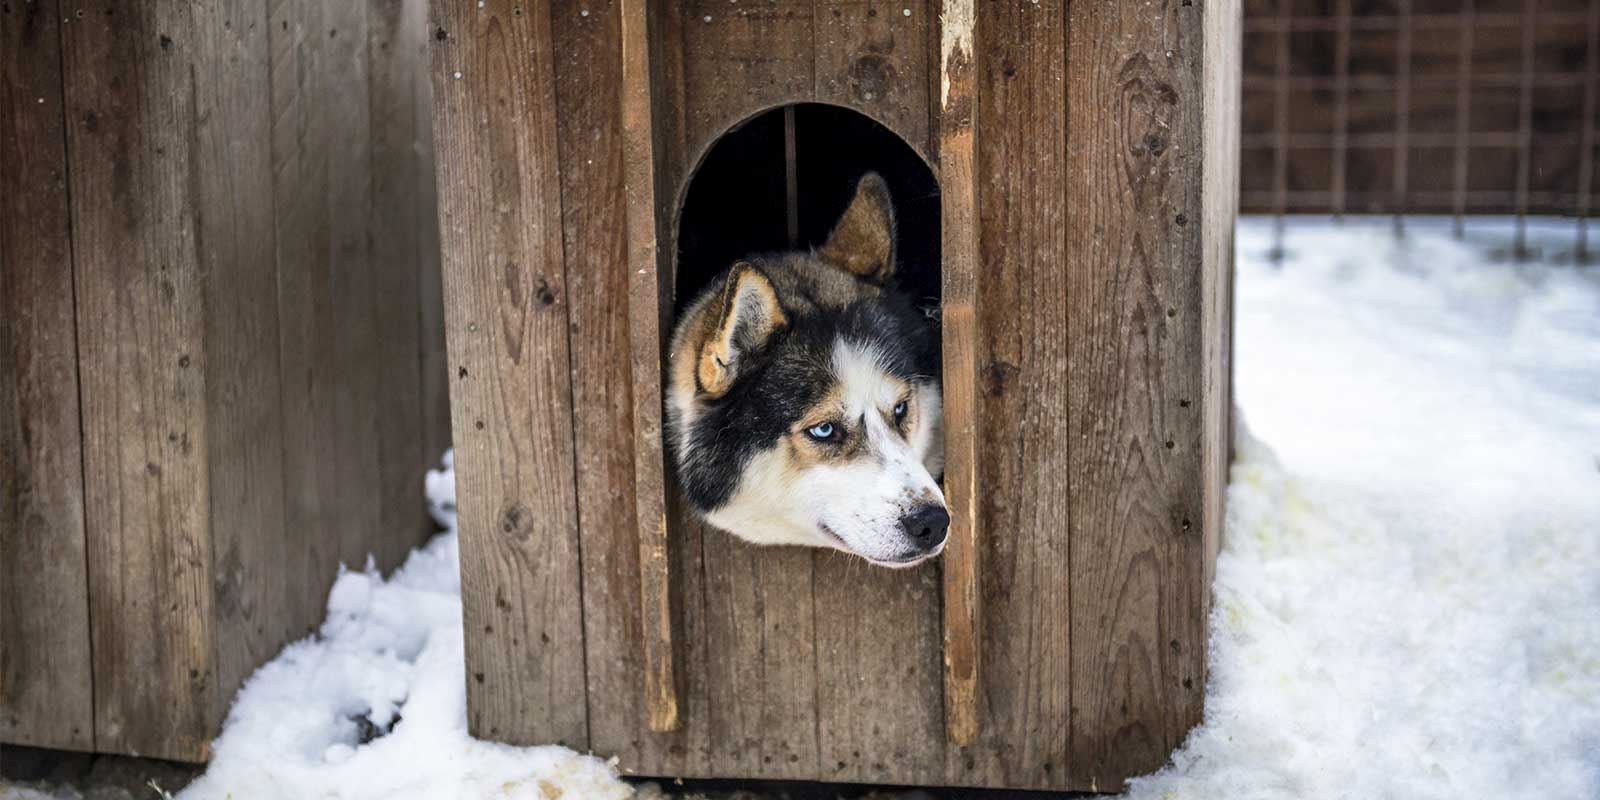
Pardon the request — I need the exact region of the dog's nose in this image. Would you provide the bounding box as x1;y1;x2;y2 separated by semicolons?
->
900;504;950;549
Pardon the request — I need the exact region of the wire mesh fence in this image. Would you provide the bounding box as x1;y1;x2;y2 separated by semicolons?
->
1241;0;1600;258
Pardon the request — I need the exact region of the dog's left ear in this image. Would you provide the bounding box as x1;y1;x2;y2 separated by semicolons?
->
819;172;896;282
697;262;787;398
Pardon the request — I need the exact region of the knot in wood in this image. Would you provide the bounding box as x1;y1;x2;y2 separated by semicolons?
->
499;502;535;541
848;54;892;104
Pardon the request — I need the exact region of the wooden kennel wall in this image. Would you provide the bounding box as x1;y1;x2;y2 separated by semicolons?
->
1;0;446;762
432;0;1238;792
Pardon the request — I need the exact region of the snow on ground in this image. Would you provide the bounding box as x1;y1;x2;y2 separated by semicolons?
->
172;453;633;800
16;216;1591;800
1129;217;1600;800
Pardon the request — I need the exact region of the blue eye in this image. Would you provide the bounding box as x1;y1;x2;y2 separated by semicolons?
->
806;422;836;441
893;400;908;421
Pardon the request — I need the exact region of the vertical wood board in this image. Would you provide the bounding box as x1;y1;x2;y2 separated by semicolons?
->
191;0;296;707
62;0;219;761
323;0;386;572
948;1;1073;789
430;0;590;750
0;0;96;754
621;0;683;738
551;0;656;764
1065;1;1211;790
370;0;443;566
933;0;980;753
271;0;350;615
1204;0;1241;622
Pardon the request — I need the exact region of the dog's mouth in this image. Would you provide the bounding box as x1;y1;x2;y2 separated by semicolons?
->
817;523;943;568
816;522;852;551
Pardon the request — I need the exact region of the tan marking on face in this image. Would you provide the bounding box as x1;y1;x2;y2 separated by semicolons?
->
784;370;914;467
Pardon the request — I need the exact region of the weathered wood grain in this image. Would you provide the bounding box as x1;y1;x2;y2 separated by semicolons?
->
62;0;219;761
813;0;932;148
271;0;348;604
933;0;980;750
1065;0;1213;790
681;0;815;159
413;1;450;473
0;0;95;754
325;0;386;572
191;0;296;711
700;541;819;779
811;553;944;783
430;0;590;749
943;1;1073;789
369;0;441;565
621;0;683;736
550;0;649;757
606;0;722;775
1205;0;1241;623
0;0;444;762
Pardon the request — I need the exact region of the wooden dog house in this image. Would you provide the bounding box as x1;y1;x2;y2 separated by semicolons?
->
432;0;1238;792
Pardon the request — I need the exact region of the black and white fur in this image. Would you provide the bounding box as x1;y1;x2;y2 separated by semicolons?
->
665;173;947;567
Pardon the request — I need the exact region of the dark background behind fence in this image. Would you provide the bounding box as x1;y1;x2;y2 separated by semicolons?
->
1240;0;1598;250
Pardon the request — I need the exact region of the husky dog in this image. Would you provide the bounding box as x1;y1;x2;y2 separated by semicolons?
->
666;173;947;567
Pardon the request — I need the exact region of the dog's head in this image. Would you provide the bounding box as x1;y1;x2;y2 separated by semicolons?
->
667;174;946;567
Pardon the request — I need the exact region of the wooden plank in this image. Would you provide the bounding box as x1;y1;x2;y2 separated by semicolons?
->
368;0;438;565
62;0;219;761
620;0;682;736
325;0;385;569
412;3;451;473
551;0;707;780
810;1;944;785
813;0;932;148
651;0;705;764
0;0;95;753
271;0;347;610
550;0;647;760
1065;0;1211;790
1204;0;1240;634
430;0;589;749
811;553;943;783
602;0;720;777
933;0;979;751
680;0;815;158
943;1;1072;790
700;543;819;779
190;0;298;709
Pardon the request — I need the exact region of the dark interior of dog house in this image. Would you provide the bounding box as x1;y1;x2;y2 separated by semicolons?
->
677;103;942;313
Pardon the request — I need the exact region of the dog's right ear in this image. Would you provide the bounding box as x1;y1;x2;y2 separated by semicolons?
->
697;262;787;398
819;172;897;282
